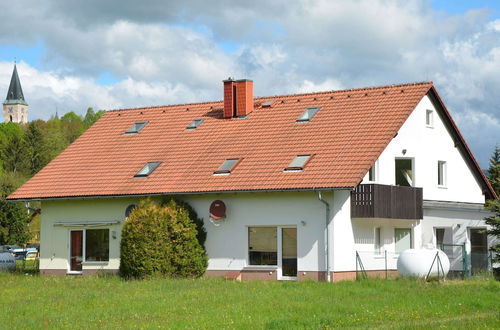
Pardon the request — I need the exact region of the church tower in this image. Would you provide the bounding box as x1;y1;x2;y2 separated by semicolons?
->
3;64;28;123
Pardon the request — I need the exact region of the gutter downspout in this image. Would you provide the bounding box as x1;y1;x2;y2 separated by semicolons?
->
318;191;332;282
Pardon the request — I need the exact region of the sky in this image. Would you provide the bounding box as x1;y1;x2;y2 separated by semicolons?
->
0;0;499;168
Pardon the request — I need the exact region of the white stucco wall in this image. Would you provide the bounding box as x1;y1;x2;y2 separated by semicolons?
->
40;198;137;272
361;94;485;204
40;191;336;274
184;192;331;273
421;206;496;272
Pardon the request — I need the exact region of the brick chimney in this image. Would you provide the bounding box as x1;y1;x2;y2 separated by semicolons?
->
223;78;253;118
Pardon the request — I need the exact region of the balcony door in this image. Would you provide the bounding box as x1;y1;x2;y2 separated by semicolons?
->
395;158;413;187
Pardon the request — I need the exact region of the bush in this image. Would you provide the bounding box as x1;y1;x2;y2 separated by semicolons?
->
120;198;208;279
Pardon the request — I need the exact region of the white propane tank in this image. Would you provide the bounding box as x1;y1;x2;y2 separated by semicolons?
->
0;252;16;271
397;247;450;278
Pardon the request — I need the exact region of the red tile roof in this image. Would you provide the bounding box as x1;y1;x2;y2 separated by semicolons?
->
7;81;496;200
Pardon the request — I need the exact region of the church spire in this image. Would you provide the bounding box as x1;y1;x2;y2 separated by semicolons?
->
4;64;27;106
3;63;29;123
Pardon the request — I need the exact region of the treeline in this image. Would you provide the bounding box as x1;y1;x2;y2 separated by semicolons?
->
0;108;104;245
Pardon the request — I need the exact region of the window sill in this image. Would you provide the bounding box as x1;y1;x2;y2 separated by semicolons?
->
82;261;109;265
243;265;278;271
426;125;434;129
437;185;447;189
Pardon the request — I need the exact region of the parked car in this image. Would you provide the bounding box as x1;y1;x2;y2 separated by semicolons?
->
25;250;39;261
11;248;37;260
0;245;21;253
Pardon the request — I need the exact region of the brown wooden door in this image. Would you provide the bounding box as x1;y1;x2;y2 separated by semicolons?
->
70;230;83;271
470;228;488;274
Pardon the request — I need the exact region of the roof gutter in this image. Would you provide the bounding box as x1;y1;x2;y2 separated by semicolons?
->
317;191;332;283
7;187;353;203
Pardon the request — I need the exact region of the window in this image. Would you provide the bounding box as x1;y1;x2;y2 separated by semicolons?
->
395;158;413;187
435;228;445;249
248;227;277;266
125;121;148;134
426;109;433;127
85;229;109;262
368;164;377;182
248;226;298;278
296;106;320;122
135;162;161;177
262;100;274;108
214;158;240;174
395;228;412;254
374;227;382;254
284;155;311;171
125;204;137;217
438;161;446;186
186;118;204;130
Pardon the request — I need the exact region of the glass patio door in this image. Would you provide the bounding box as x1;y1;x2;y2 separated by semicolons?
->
70;230;83;272
280;228;297;279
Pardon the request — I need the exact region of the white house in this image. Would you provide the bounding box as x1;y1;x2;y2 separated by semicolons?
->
8;80;497;281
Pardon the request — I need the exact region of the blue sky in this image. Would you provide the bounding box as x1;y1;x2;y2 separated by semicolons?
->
0;0;498;168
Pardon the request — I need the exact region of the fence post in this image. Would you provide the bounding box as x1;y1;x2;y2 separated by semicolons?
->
462;244;469;279
385;250;387;279
355;251;358;280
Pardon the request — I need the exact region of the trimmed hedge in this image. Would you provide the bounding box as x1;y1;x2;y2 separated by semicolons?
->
119;198;208;279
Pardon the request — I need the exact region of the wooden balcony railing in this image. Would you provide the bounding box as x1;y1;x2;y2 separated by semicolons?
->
351;184;423;219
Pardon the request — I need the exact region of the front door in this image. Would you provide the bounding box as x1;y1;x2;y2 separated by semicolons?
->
280;228;297;280
470;228;488;274
70;230;83;272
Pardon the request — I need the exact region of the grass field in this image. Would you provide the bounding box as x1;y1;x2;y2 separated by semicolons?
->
1;273;499;329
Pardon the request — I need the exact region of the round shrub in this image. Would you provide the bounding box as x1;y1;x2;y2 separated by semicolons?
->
119;198;208;279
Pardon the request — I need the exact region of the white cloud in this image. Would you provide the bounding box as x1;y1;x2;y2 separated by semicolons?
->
0;0;499;166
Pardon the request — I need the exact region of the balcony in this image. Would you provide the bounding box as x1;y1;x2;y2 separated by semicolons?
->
351;184;423;220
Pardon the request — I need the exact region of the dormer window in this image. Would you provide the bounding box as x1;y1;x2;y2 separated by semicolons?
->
297;107;320;122
186;118;204;130
284;155;311;171
134;162;161;177
214;158;240;175
125;121;148;134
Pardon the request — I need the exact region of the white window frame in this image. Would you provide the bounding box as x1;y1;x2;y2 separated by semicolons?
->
394;228;413;254
395;157;415;187
67;228;110;274
246;225;297;281
438;160;447;187
368;161;378;182
426;109;434;128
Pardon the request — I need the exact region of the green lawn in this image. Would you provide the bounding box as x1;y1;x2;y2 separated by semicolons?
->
0;273;498;329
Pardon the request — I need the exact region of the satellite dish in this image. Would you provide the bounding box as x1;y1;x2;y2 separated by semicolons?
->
209;200;226;220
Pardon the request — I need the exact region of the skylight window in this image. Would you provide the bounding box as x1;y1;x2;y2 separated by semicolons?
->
262;100;274;107
284;155;311;171
296;107;320;122
125;121;148;134
134;162;161;177
214;158;240;175
186;118;204;130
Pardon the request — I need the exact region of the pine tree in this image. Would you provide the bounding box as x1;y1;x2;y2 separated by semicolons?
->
487;145;500;194
3;134;27;174
24;121;49;175
485;145;500;277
